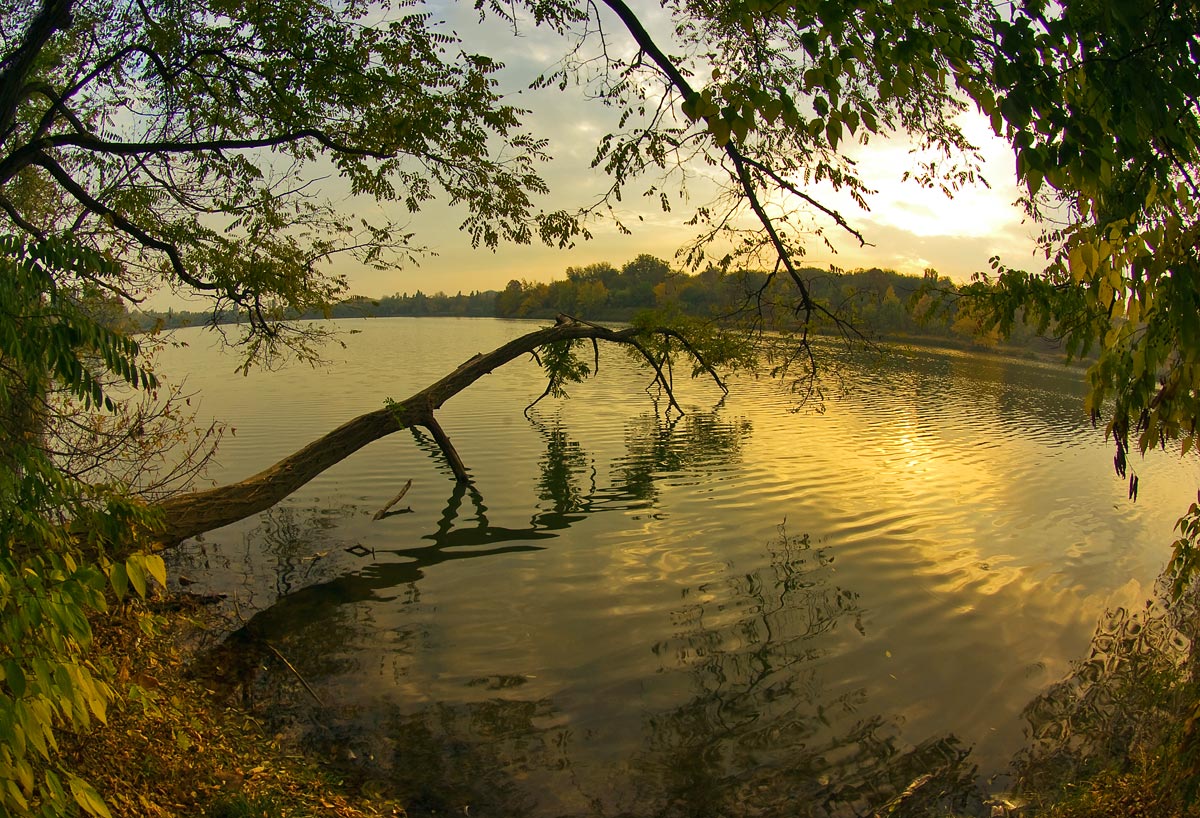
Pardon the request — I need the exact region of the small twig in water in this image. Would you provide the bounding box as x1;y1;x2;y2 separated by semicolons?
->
372;479;413;520
263;640;324;707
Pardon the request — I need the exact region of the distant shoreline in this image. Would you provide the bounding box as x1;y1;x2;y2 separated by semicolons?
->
137;310;1087;372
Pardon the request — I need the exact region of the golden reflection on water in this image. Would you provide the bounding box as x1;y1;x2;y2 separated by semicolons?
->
161;319;1200;817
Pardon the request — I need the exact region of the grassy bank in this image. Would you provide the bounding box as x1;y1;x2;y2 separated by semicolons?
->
61;596;404;818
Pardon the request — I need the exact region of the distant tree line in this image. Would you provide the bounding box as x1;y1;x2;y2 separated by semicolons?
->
490;254;1061;353
132;254;1062;355
132;288;498;329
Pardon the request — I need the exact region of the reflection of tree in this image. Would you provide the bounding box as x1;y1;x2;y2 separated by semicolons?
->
527;408;750;515
210;516;993;817
224;408;750;649
368;698;570;818
204;408;781;813
618;410;750;503
408;407;751;542
249;503;355;597
1015;596;1194;798
535;420;594;516
625;526;986;818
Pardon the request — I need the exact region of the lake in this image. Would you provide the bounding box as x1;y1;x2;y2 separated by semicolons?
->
157;317;1199;816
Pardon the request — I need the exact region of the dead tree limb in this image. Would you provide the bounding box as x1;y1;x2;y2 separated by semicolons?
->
154;320;723;546
420;413;470;483
372;479;412;521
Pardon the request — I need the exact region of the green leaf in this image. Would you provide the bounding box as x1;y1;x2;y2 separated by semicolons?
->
69;774;113;818
680;92;701;122
825;119;842;149
108;562;129;600
4;660;25;698
709;117;731;147
125;558;147;599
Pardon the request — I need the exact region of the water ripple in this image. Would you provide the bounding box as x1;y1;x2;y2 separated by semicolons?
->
158;319;1200;817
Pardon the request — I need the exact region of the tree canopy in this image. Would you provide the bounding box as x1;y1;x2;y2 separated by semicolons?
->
0;0;594;353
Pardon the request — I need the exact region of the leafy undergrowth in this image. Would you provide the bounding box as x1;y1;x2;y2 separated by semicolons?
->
57;595;405;818
1013;586;1200;818
1030;758;1200;818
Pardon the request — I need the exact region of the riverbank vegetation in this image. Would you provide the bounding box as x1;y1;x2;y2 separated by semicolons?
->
55;598;402;818
133;259;1065;358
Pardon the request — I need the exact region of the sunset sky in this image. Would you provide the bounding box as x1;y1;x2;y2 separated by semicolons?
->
355;107;1043;299
172;2;1046;307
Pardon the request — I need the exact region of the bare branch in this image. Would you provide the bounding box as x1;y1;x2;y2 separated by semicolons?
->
597;0;866;341
0;195;47;239
737;153;867;246
44;129;398;161
29;149;224;294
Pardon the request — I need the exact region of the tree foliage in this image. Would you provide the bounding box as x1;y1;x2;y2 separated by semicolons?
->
961;0;1200;463
946;0;1200;584
0;0;592;353
0;235;165;817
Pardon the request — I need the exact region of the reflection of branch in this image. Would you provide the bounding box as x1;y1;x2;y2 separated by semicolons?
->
156;320;708;544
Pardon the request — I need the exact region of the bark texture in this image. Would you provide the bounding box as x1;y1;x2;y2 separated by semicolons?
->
155;321;646;545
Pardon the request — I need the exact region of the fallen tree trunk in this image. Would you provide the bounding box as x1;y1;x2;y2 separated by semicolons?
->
155;319;715;545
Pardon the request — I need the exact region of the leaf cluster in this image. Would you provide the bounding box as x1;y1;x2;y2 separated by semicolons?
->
936;0;1200;585
0;234;168;817
0;235;155;415
956;1;1200;587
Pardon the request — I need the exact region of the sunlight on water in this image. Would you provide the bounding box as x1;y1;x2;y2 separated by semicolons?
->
159;317;1200;816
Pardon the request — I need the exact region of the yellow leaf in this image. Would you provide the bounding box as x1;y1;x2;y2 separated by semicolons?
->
69;775;113;818
1126;296;1141;326
15;758;32;795
125;558;147;599
143;554;166;589
1080;242;1099;273
1105;262;1123;291
1068;244;1087;282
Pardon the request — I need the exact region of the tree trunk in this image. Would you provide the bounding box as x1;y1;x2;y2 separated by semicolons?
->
154;321;651;545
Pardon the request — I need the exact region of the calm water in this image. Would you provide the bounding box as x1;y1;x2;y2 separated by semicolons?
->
159;317;1199;816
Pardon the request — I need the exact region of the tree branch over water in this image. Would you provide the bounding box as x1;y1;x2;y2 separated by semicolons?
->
154;318;726;545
